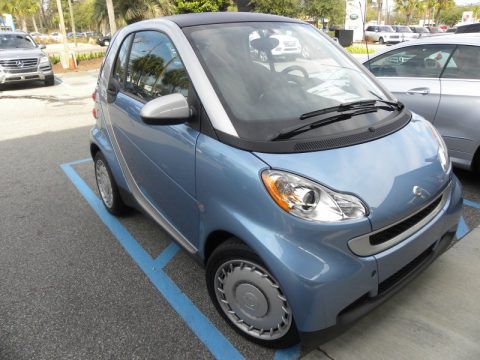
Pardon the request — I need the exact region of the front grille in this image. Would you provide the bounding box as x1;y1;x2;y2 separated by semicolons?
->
4;67;37;74
378;243;434;294
0;58;39;69
390;35;400;39
370;196;442;246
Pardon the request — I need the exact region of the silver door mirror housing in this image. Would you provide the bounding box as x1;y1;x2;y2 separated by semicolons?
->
140;93;191;125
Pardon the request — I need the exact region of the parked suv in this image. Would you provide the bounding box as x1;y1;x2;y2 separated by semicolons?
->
365;25;401;44
91;13;462;348
0;31;54;87
391;25;419;41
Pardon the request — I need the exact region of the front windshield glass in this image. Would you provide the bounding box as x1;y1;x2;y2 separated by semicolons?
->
184;22;392;141
0;34;36;49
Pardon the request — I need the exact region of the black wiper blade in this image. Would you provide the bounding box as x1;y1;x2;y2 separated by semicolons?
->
271;107;378;141
300;99;403;121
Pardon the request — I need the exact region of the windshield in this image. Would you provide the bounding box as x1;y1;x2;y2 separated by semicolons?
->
395;26;412;33
0;34;37;49
184;22;392;141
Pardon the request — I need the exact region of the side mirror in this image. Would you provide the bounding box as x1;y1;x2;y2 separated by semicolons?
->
140;93;191;125
39;44;46;49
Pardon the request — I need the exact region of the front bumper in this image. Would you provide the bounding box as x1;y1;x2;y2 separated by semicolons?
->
0;66;53;84
293;176;462;345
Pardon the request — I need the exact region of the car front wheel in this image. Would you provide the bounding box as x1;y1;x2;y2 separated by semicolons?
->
206;239;299;348
44;75;54;86
379;37;385;44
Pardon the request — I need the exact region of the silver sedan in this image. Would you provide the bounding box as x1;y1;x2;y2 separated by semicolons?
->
363;34;480;173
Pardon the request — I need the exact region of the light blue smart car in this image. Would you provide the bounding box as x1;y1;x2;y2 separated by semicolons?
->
90;13;463;348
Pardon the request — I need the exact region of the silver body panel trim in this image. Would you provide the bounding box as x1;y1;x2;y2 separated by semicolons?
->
348;182;451;257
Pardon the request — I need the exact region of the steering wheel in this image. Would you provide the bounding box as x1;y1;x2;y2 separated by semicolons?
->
281;65;309;81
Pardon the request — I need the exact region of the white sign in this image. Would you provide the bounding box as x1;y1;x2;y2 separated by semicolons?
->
345;0;366;42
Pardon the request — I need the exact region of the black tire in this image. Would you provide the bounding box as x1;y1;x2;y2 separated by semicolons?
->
379;37;385;45
44;75;54;86
94;151;128;215
206;238;300;348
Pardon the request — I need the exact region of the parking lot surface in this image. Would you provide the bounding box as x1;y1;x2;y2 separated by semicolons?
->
1;71;479;359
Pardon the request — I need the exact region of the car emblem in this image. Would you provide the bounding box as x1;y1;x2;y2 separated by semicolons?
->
413;186;428;199
16;60;24;68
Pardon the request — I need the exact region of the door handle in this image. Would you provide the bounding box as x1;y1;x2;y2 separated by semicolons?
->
407;87;430;95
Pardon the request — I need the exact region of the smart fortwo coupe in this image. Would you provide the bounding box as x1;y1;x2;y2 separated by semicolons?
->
90;13;462;348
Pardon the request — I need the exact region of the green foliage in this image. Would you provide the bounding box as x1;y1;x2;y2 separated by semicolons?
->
176;0;231;13
345;45;375;54
76;51;105;62
249;0;302;18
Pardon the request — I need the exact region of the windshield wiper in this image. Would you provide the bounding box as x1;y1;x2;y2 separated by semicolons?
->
300;99;403;121
271;107;378;141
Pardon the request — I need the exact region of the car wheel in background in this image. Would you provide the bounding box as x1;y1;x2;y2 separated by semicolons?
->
44;75;54;86
206;238;300;348
94;152;128;215
379;37;385;44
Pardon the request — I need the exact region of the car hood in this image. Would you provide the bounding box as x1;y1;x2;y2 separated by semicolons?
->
254;114;450;231
0;48;44;59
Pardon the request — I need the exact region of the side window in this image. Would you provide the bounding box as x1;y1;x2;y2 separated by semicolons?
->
125;31;190;102
367;45;455;78
112;34;133;84
366;26;373;32
442;45;480;80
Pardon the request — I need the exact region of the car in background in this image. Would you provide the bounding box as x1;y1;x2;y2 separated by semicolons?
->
29;32;48;41
0;31;54;87
391;25;419;41
363;34;480;173
455;23;480;33
365;25;401;44
91;12;462;348
250;30;301;61
49;32;62;41
410;26;430;37
96;33;111;46
427;26;446;34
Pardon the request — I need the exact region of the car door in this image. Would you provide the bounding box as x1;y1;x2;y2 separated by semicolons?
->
105;30;200;248
365;44;455;123
436;45;480;167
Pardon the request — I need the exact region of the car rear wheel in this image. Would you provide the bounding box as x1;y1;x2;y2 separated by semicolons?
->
206;239;299;348
94;152;127;215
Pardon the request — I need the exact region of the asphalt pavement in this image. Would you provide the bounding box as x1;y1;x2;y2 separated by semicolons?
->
1;71;479;359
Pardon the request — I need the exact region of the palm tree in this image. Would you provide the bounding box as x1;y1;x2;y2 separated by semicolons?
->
395;0;422;25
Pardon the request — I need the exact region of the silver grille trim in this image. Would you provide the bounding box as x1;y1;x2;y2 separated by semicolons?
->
0;58;39;69
348;182;451;257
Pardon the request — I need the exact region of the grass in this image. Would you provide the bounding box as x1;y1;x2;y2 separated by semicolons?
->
345;45;376;54
49;51;104;65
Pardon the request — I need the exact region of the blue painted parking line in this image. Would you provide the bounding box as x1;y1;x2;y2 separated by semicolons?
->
456;216;469;239
464;199;480;210
62;159;300;360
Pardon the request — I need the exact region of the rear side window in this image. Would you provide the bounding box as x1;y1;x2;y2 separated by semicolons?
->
442;45;480;80
124;31;190;102
366;45;455;78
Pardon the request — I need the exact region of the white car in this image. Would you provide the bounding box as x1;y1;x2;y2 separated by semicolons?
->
250;31;301;61
365;25;401;44
391;25;419;41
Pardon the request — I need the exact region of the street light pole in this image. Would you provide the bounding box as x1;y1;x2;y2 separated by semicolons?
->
67;0;77;47
55;0;70;69
106;0;116;35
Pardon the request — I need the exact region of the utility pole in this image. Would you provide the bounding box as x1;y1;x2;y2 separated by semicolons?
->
67;0;77;47
106;0;116;35
55;0;70;69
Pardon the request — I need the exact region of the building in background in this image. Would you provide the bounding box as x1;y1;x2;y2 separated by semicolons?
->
0;14;15;31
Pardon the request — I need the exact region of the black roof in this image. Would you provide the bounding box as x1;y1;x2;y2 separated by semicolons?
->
456;23;480;33
164;12;304;28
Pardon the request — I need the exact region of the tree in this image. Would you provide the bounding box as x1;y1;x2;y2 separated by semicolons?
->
303;0;343;28
249;0;302;18
434;0;455;25
176;0;231;13
395;0;422;25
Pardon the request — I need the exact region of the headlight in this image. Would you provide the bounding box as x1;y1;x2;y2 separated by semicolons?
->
261;170;367;222
40;55;50;64
426;122;450;172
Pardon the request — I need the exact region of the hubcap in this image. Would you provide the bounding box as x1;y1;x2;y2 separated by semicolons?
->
95;159;114;208
214;260;292;340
